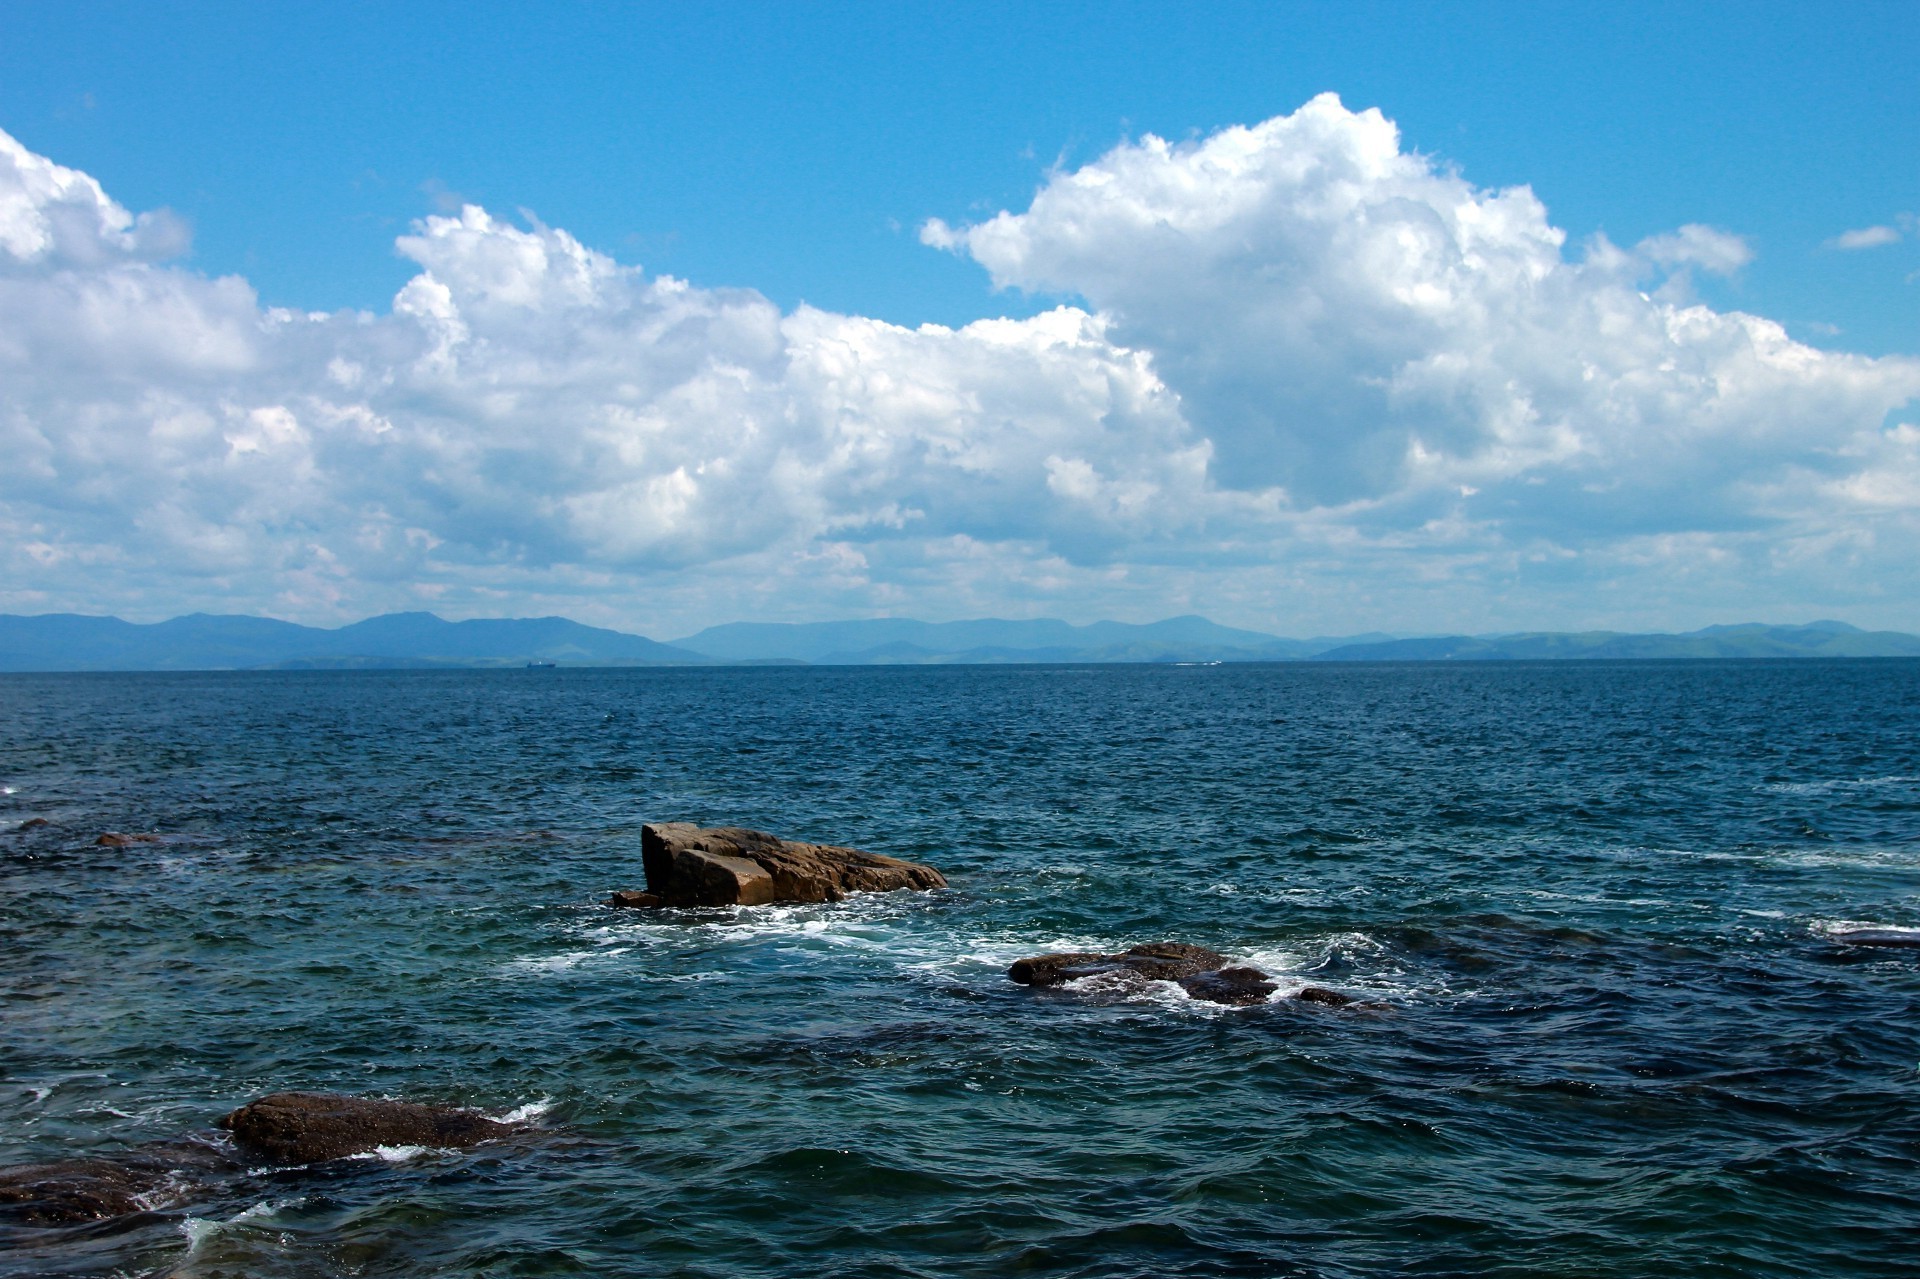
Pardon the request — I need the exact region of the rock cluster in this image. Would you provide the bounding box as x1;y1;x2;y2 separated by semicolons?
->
218;1092;510;1164
613;823;947;908
1007;942;1364;1009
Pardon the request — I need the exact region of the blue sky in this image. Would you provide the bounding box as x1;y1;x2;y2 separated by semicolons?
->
1;2;1916;635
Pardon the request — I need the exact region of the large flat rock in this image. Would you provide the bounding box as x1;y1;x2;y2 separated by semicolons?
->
627;823;947;907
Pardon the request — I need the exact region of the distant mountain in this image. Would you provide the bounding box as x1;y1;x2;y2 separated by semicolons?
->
2;612;1915;672
671;615;1323;663
0;612;702;671
1312;622;1920;662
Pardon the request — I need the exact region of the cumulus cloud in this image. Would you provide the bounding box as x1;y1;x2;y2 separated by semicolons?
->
3;101;1919;634
1829;224;1901;250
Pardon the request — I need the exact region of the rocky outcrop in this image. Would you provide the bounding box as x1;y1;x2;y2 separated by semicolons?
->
217;1092;510;1164
0;1142;234;1224
1008;943;1278;1006
615;823;946;908
1007;943;1371;1009
1182;967;1283;1006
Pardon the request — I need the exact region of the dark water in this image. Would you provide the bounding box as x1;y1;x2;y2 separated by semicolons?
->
2;662;1918;1278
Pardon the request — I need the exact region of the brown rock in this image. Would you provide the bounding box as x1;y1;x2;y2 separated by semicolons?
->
0;1142;234;1224
217;1092;509;1164
630;823;946;907
1181;966;1280;1006
94;832;161;847
1007;943;1275;1006
17;817;50;831
0;1158;155;1223
1293;986;1357;1007
608;890;662;909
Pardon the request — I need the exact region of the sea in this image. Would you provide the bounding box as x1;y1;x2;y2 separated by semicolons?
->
2;660;1917;1278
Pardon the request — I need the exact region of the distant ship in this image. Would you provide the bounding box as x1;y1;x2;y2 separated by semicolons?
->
526;660;558;669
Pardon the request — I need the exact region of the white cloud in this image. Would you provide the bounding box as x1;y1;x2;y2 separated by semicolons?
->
3;102;1919;636
1830;224;1901;250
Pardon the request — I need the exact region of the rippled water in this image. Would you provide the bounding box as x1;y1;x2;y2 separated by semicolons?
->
2;661;1918;1277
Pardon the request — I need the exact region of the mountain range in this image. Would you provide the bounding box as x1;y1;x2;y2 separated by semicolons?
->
0;612;1916;671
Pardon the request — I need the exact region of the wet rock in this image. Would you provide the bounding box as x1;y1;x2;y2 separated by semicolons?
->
217;1092;509;1164
0;1142;233;1224
1182;967;1280;1006
626;823;946;907
94;832;161;848
16;817;50;832
0;1158;155;1223
1007;943;1278;1006
1293;985;1357;1007
1009;943;1227;987
608;890;662;909
1829;927;1920;948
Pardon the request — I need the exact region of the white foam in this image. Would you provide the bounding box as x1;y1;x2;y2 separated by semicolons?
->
1812;919;1920;940
1761;774;1920;795
364;1143;431;1162
496;1098;552;1125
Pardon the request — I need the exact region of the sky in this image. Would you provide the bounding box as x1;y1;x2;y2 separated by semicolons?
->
1;1;1916;637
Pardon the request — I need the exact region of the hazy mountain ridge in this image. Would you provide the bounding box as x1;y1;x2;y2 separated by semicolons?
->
1313;622;1920;662
1;613;1916;671
0;612;703;671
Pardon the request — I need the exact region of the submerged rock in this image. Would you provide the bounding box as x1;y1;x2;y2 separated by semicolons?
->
0;1142;234;1225
16;817;50;832
217;1092;510;1164
620;823;946;908
94;832;161;848
1008;943;1279;1006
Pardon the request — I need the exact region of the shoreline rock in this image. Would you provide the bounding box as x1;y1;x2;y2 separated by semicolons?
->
217;1092;510;1164
612;823;946;908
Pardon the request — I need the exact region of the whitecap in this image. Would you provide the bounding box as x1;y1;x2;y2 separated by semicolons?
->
359;1144;431;1162
496;1098;553;1125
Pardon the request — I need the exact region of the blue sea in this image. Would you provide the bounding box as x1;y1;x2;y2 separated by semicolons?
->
2;661;1918;1277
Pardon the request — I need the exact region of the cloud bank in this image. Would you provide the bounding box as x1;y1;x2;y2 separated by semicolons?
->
3;96;1917;634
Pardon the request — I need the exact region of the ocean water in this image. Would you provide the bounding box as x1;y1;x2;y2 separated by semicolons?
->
1;661;1917;1278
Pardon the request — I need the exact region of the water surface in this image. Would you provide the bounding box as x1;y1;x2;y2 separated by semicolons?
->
2;661;1917;1277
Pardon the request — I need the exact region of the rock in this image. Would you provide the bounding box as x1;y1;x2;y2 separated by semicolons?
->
0;1158;156;1223
1007;943;1277;1006
217;1092;509;1164
1293;985;1357;1007
94;832;161;847
608;890;662;909
1829;927;1920;948
628;823;947;907
0;1142;233;1224
1182;967;1280;1006
17;817;50;831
